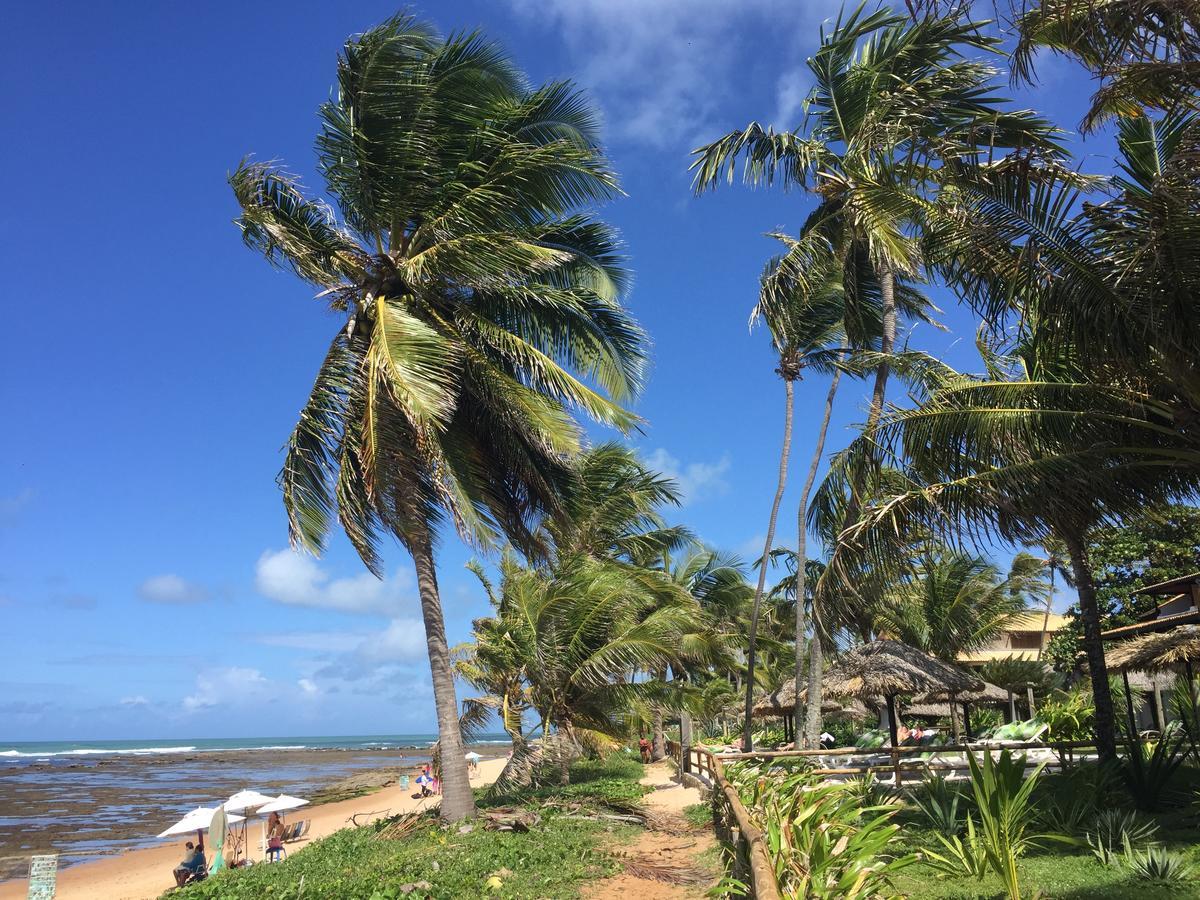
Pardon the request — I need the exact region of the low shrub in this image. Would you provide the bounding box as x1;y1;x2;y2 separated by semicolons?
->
911;771;964;836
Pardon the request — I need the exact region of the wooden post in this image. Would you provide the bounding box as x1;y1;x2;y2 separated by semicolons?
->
1151;678;1165;732
1007;689;1016;723
1026;685;1036;717
1122;670;1138;740
886;694;901;785
962;703;973;740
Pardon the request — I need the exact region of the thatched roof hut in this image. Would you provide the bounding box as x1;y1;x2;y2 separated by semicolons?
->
913;680;1009;706
1107;625;1200;674
752;678;869;719
824;640;982;746
824;641;982;701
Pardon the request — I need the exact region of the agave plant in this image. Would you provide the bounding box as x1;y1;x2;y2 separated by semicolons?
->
927;749;1075;900
912;771;965;837
1125;843;1197;883
1088;809;1159;867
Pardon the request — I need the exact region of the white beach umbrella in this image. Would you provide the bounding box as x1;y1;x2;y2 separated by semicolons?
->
223;789;277;813
465;751;483;762
257;794;310;814
158;806;245;838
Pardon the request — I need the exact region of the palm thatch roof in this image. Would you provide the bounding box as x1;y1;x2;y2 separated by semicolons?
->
751;678;869;719
913;680;1010;706
824;640;982;700
1107;625;1200;673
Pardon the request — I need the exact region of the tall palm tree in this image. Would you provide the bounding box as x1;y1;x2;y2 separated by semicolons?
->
693;4;1061;748
229;16;645;819
732;253;849;752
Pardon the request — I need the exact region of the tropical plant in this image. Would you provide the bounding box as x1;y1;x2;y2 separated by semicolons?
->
912;771;965;836
1036;688;1095;742
1124;843;1197;883
728;763;917;898
952;749;1062;900
458;550;716;789
1121;728;1188;811
1012;0;1200;132
736;241;861;751
230;15;646;819
1087;808;1159;866
840;108;1200;764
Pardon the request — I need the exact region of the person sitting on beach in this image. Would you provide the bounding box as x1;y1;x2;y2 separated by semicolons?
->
173;838;206;886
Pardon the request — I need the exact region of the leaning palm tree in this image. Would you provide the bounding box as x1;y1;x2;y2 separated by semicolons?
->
693;4;1061;747
229;16;645;819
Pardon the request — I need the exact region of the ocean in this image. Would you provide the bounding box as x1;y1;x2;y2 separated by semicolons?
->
0;734;511;762
0;735;511;880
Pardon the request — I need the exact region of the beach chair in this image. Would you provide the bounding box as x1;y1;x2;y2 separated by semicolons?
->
296;819;311;840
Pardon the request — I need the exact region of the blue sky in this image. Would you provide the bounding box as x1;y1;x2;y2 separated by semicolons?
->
1;0;1109;741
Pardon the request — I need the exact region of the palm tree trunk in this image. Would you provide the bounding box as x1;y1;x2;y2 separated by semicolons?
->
1062;529;1118;762
795;368;843;746
805;263;897;748
409;523;476;820
1037;564;1055;661
652;666;667;761
742;377;796;752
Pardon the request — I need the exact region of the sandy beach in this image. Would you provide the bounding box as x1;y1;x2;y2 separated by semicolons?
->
0;756;508;900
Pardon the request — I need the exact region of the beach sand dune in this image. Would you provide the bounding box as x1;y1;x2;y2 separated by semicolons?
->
0;757;507;900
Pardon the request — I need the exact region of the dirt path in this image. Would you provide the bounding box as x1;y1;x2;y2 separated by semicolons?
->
585;760;718;900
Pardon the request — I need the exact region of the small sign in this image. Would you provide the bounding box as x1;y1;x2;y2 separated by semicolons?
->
27;854;57;900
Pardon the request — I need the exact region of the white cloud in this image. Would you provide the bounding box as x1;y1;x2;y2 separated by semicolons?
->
297;678;319;697
506;0;837;149
254;549;415;617
643;448;731;504
139;574;208;604
120;695;149;707
773;65;813;128
183;666;270;712
358;618;427;663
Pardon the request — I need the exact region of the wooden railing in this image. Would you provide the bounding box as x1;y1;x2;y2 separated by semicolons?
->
666;740;780;900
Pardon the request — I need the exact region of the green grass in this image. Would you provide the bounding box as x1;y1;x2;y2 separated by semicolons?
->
683;802;711;828
169;756;645;900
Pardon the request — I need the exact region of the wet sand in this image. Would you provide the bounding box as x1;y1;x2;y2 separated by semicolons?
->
0;755;507;900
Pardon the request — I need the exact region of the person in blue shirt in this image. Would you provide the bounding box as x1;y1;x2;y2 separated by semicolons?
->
172;837;206;886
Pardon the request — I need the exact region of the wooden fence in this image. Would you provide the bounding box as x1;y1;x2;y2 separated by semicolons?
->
666;740;780;900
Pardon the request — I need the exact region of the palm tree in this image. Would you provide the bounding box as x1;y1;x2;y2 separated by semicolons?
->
873;549;1043;665
1012;0;1200;132
1029;536;1072;661
693;5;1061;748
727;252;850;752
230;16;645;819
846;112;1200;761
460;556;711;786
